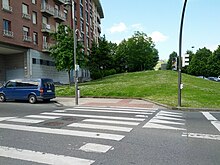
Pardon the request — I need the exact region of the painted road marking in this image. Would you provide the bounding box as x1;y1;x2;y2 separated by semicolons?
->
182;132;220;141
25;115;60;119
0;146;94;165
6;118;44;124
83;119;140;126
68;123;133;132
149;119;185;125
201;112;217;121
0;117;16;121
73;106;157;112
79;143;112;153
211;121;220;132
66;108;152;115
143;110;186;130
143;122;186;130
155;115;185;121
41;112;145;121
0;123;124;141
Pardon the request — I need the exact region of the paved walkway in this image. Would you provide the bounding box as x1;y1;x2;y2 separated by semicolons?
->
54;97;165;109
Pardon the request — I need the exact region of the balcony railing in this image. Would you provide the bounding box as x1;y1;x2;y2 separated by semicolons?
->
42;42;54;52
41;4;54;16
23;35;32;42
41;24;55;33
3;30;14;38
22;13;31;20
54;0;65;4
2;4;12;12
54;9;66;21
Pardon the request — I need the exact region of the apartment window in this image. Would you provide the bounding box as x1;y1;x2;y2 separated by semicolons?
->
22;3;28;14
32;0;36;4
2;0;12;12
33;32;38;45
80;20;84;32
86;25;89;36
23;27;29;36
42;16;48;24
55;22;59;32
80;6;84;18
23;26;32;42
32;12;37;24
64;9;68;20
3;19;11;31
32;58;36;64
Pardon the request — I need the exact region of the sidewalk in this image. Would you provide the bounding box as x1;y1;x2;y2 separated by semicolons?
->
54;97;166;109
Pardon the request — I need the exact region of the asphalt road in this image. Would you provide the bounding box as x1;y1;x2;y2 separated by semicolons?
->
0;102;220;165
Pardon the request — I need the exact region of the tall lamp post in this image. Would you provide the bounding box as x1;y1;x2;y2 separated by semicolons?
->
65;0;81;105
178;0;188;107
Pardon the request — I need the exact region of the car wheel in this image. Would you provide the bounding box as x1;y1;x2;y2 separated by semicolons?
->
29;95;37;104
0;94;6;102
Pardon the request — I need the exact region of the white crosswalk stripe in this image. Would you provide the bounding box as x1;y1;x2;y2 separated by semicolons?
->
0;146;94;165
143;110;186;131
0;106;155;164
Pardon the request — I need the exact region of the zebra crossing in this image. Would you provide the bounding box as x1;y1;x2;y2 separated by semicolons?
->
0;106;157;165
143;110;186;131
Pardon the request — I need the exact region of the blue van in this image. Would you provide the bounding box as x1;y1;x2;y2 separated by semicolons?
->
0;78;55;104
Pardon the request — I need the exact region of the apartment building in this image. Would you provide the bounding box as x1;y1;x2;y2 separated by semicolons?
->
0;0;104;84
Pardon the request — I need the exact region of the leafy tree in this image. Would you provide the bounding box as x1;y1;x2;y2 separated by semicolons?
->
167;51;178;70
187;47;212;77
116;31;159;72
49;24;74;84
207;45;220;77
86;36;116;79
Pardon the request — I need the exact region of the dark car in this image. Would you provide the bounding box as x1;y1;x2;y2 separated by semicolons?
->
0;78;55;104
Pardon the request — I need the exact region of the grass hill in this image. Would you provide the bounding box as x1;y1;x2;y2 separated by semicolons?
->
56;70;220;109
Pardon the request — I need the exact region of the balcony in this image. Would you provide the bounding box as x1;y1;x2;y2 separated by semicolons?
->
3;30;14;38
41;4;54;16
54;9;66;22
2;4;12;13
23;35;32;42
42;42;53;52
41;24;55;33
22;13;31;20
54;0;65;4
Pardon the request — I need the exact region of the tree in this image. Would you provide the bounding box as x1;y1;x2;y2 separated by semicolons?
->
207;45;220;77
86;36;116;79
187;47;212;77
116;31;159;72
49;24;74;84
166;51;178;70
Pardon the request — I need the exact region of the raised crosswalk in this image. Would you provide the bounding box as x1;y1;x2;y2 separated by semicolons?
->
0;106;156;164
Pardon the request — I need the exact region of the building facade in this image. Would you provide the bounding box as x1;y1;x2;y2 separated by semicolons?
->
0;0;104;84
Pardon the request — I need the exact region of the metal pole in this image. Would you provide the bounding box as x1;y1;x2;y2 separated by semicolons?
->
72;0;78;106
178;0;188;107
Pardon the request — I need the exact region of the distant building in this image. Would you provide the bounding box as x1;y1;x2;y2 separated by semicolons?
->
0;0;104;84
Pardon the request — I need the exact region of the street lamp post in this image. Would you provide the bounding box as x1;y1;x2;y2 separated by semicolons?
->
178;0;188;107
65;0;81;105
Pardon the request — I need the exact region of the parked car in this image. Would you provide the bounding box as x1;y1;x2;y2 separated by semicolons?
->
208;77;220;82
0;78;55;104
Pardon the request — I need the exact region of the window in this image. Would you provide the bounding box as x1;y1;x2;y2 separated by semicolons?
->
32;0;36;4
3;19;11;31
42;16;48;24
22;3;28;14
2;0;12;12
80;20;84;32
32;58;36;64
80;6;84;18
64;9;68;20
23;26;29;36
55;22;59;32
32;12;37;24
33;32;38;45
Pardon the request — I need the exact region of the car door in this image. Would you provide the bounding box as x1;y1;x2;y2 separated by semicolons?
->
4;81;16;100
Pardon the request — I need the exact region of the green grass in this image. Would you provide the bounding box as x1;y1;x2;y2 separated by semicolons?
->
56;70;220;109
